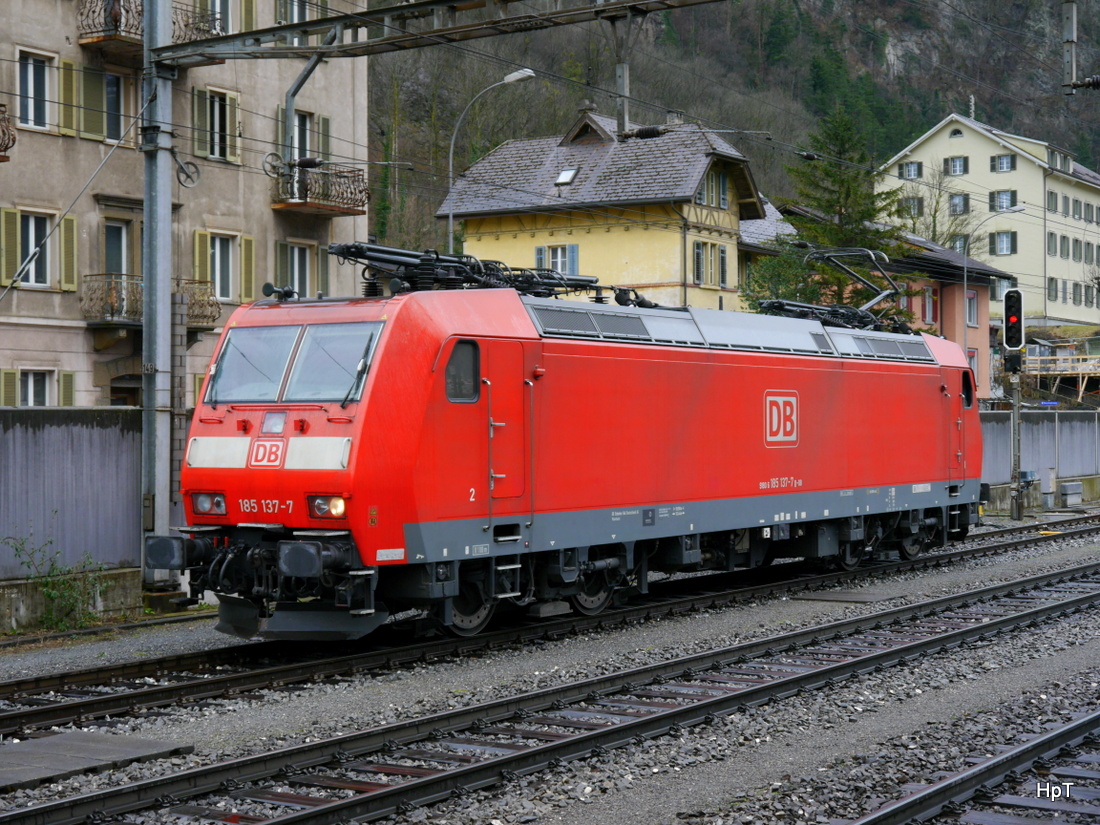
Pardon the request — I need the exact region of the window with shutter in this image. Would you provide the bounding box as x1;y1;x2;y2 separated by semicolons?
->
59;60;78;136
0;371;17;407
240;236;255;302
192;89;211;157
59;215;77;291
194;230;211;281
58;372;75;407
80;68;106;140
0;208;19;286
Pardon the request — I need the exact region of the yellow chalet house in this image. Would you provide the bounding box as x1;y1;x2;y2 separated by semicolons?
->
436;107;765;309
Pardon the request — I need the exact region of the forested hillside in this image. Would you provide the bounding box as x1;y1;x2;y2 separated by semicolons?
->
365;0;1100;251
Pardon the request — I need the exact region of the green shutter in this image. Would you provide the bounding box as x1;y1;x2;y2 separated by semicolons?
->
226;92;241;163
317;115;331;162
317;245;329;296
192;89;211;157
1;208;19;286
240;0;256;29
58;372;76;407
275;241;290;287
567;244;578;277
59;60;79;136
239;235;255;302
59;216;77;291
80;68;106;140
534;246;545;269
0;370;17;407
194;230;211;281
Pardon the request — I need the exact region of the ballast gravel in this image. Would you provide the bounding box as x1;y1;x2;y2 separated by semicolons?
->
3;518;1100;825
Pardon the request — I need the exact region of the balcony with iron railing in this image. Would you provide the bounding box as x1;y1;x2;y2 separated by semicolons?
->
271;165;370;216
0;104;15;163
76;0;219;63
80;274;223;330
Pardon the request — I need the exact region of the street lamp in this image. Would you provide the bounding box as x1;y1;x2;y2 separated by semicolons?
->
447;68;536;254
961;204;1026;364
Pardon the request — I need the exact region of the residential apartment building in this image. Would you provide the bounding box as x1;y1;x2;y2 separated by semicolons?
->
881;113;1100;329
437;107;765;309
2;0;370;410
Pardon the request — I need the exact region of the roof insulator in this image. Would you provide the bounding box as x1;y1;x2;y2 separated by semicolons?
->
632;126;664;139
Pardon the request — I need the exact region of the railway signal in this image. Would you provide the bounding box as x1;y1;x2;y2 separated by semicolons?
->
1004;289;1024;350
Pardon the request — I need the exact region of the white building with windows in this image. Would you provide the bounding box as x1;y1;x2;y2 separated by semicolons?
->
881;113;1100;329
1;0;369;409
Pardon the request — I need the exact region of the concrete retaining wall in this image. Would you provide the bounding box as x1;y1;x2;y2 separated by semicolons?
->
0;568;143;634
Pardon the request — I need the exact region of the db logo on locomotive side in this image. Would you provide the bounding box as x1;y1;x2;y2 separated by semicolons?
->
764;391;799;447
249;439;286;467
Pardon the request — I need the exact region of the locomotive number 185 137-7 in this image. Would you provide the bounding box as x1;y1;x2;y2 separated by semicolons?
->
239;499;294;514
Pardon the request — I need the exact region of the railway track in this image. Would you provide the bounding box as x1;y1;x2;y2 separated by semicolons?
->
5;556;1100;825
847;706;1100;825
1;514;1097;738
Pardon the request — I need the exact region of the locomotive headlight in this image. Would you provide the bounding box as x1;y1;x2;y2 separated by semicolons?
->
192;493;227;515
308;496;347;519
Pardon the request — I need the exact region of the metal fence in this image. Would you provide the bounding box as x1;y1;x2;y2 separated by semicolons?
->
981;410;1100;486
0;408;1096;582
0;409;141;580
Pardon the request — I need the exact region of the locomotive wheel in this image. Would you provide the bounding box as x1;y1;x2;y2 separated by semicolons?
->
448;580;496;636
835;542;865;571
896;526;934;560
571;574;614;615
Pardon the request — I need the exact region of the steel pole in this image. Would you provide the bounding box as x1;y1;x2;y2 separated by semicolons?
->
141;0;175;579
1011;374;1023;520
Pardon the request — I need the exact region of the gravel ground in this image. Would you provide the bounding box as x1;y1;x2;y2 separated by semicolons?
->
3;519;1100;824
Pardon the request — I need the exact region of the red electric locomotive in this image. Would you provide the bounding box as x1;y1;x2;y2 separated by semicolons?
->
146;244;983;641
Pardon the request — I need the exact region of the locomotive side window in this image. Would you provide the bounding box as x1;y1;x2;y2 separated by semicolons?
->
206;325;299;403
961;370;974;408
284;322;383;402
446;340;479;402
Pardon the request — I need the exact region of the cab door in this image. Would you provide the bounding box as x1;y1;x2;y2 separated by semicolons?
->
947;367;973;485
482;340;527;500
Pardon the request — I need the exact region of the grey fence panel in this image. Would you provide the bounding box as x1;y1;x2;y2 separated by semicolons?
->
0;409;141;580
980;412;1011;485
1057;413;1100;478
981;410;1100;487
1024;413;1058;486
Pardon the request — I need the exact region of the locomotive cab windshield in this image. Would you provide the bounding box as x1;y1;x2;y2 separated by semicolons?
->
206;321;383;405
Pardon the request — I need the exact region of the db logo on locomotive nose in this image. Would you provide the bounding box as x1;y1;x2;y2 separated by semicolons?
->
764;391;799;447
249;439;286;467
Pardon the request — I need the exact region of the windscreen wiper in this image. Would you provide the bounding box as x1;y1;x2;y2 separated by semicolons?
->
341;331;375;408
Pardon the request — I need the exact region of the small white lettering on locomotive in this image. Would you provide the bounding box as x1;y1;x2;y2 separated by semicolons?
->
764;391;799;447
758;476;804;491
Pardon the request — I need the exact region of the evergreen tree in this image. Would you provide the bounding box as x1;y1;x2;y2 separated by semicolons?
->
748;109;917;314
785;107;902;252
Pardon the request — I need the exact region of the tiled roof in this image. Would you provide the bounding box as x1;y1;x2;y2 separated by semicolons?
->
436;111;763;220
739;199;796;248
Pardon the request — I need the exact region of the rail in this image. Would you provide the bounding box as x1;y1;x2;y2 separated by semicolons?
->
80;274;222;327
273;164;370;212
76;0;218;44
6;558;1100;825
